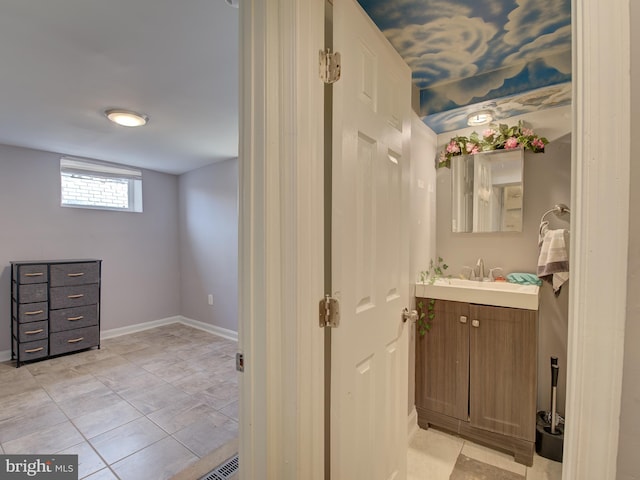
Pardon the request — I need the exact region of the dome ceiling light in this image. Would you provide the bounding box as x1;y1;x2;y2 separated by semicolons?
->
105;109;149;127
467;110;493;127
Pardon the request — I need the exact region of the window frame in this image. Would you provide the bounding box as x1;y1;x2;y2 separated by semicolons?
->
60;157;143;213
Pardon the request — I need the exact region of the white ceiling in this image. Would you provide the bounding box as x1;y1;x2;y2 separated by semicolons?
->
0;0;239;175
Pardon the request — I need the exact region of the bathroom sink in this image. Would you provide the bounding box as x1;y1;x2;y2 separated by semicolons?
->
415;278;540;310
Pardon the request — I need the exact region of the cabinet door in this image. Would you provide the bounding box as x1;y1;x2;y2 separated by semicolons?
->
469;304;537;440
416;299;469;421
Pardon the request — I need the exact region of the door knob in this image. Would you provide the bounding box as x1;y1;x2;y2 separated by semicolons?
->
460;315;468;324
472;319;480;328
402;308;418;323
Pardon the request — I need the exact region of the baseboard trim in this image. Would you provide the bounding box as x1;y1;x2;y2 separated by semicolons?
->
179;316;238;342
0;349;11;363
408;406;419;441
101;315;238;342
100;316;184;340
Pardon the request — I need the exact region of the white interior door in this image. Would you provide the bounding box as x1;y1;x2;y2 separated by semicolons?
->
331;1;412;478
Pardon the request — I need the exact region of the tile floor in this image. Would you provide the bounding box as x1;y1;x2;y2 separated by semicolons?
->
0;324;239;480
1;323;563;480
408;427;563;480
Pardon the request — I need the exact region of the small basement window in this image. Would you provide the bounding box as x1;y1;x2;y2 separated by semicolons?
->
60;157;143;212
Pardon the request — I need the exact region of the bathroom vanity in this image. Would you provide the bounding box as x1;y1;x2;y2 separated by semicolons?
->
415;279;539;466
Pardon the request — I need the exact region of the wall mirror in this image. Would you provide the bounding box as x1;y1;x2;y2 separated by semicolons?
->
451;149;524;233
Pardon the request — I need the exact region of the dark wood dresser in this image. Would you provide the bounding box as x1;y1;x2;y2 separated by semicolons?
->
11;259;102;367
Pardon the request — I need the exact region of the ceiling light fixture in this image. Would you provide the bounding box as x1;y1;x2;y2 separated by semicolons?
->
467;110;493;127
105;109;149;127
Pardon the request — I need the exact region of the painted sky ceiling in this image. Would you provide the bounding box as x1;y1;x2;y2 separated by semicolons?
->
357;0;572;133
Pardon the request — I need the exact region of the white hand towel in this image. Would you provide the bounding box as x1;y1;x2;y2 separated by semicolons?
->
537;221;570;295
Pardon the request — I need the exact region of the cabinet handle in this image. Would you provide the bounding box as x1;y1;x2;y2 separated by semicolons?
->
24;272;44;277
68;316;84;321
460;315;468;324
472;319;480;328
25;310;44;316
67;272;85;277
25;347;44;353
67;337;84;344
67;294;84;299
25;329;44;335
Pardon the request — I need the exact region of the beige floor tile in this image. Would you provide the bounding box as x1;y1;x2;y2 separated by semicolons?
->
111;436;198;480
526;453;563;480
3;420;84;454
144;358;206;383
89;416;167;465
0;325;239;479
220;400;239;422
0;369;40;399
72;399;143;439
408;428;464;480
0;388;57;422
57;441;107;479
58;389;124;419
0;403;68;443
148;398;228;434
81;467;119;480
173;418;238;458
96;369;166;394
461;441;527;476
169;370;222;395
40;372;110;403
121;382;192;415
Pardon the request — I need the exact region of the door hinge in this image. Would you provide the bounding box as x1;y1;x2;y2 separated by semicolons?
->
319;48;341;84
319;294;340;328
236;352;244;372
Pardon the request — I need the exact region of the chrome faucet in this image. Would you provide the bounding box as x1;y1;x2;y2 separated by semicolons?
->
476;258;485;280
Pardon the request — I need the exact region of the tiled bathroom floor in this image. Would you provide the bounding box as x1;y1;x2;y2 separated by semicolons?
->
0;324;238;480
408;427;563;480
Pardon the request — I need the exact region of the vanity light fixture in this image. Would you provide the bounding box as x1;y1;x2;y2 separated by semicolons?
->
105;109;149;127
467;110;493;127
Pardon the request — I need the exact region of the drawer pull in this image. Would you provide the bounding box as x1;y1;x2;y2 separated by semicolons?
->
25;347;44;353
67;337;84;344
67;294;84;299
25;310;44;316
25;272;44;277
68;316;84;321
67;272;85;277
25;329;44;335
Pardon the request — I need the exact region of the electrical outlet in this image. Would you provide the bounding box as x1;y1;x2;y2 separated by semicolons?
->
208;294;214;305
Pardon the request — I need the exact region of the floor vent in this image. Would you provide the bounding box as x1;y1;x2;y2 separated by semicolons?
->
200;454;239;480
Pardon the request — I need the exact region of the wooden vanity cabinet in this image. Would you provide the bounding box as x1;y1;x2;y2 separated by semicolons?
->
415;298;537;466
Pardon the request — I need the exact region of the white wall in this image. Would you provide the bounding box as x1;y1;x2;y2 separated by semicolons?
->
178;158;238;332
616;0;640;476
434;109;571;415
0;144;181;353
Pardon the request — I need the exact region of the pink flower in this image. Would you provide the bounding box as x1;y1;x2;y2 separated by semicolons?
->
483;128;497;138
522;128;534;137
446;141;460;154
532;138;545;150
466;143;479;154
504;137;519;149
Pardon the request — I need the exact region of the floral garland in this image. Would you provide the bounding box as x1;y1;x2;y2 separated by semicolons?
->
437;120;548;169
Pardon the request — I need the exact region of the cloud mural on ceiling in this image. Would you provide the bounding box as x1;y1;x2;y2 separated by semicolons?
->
357;0;571;133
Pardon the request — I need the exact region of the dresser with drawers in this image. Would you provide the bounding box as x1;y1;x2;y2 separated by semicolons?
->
11;259;102;367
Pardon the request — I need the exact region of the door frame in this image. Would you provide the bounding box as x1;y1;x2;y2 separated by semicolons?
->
237;1;325;479
238;0;631;479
